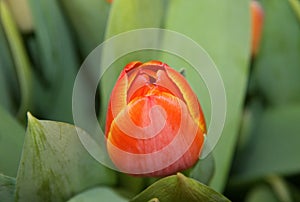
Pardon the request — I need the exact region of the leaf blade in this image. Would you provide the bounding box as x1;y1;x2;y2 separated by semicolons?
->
15;114;117;202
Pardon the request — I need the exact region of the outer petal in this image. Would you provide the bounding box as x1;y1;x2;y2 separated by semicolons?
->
164;65;206;133
107;92;204;175
106;61;143;135
107;86;181;154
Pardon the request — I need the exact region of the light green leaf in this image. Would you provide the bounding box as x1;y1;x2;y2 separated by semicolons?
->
0;106;25;177
100;0;166;126
164;0;251;191
130;173;230;202
28;0;79;122
67;187;127;202
231;104;300;183
253;0;300;105
105;0;165;38
289;0;300;24
60;0;111;56
0;174;16;202
0;0;32;119
15;113;117;202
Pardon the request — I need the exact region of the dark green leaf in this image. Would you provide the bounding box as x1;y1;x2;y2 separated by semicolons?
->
0;0;32;119
253;0;300;105
28;0;79;122
0;174;16;202
15;113;117;202
232;104;300;183
0;106;25;177
0;21;16;113
130;173;230;202
60;0;111;56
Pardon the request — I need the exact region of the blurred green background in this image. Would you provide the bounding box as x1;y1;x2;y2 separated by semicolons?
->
0;0;300;201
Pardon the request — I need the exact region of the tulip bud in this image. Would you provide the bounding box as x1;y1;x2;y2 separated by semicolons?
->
251;0;264;56
105;61;206;177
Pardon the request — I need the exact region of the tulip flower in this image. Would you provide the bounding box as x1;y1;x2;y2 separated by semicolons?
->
251;0;264;56
105;61;206;177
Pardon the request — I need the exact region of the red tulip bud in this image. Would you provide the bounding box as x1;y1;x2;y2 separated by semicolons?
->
251;0;264;56
105;61;206;177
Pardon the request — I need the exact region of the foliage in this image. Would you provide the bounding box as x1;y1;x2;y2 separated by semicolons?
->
0;0;300;201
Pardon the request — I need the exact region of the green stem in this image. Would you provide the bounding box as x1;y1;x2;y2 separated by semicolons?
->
266;175;292;202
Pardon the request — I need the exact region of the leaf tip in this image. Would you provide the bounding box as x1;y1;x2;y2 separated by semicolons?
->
27;112;41;130
27;111;37;122
148;198;160;202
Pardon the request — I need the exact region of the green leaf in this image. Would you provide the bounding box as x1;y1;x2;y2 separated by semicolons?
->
164;0;251;191
288;0;300;24
0;106;25;177
130;173;230;202
15;113;117;202
67;187;127;202
100;0;166;126
0;174;16;202
0;22;17;113
60;0;111;56
27;0;79;122
253;0;300;106
105;0;165;38
231;104;300;183
190;154;215;185
0;0;32;119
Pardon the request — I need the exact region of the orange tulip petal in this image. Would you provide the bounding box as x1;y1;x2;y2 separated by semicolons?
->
107;89;182;154
107;93;204;175
164;66;206;133
251;1;264;56
105;60;206;176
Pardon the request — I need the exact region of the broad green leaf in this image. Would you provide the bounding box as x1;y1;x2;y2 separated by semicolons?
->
105;0;165;38
60;0;111;56
100;0;166;126
130;173;230;202
0;0;32;119
164;0;251;191
67;187;127;202
0;106;25;177
0;174;16;202
15;113;117;202
28;0;79;122
231;104;300;183
253;0;300;106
